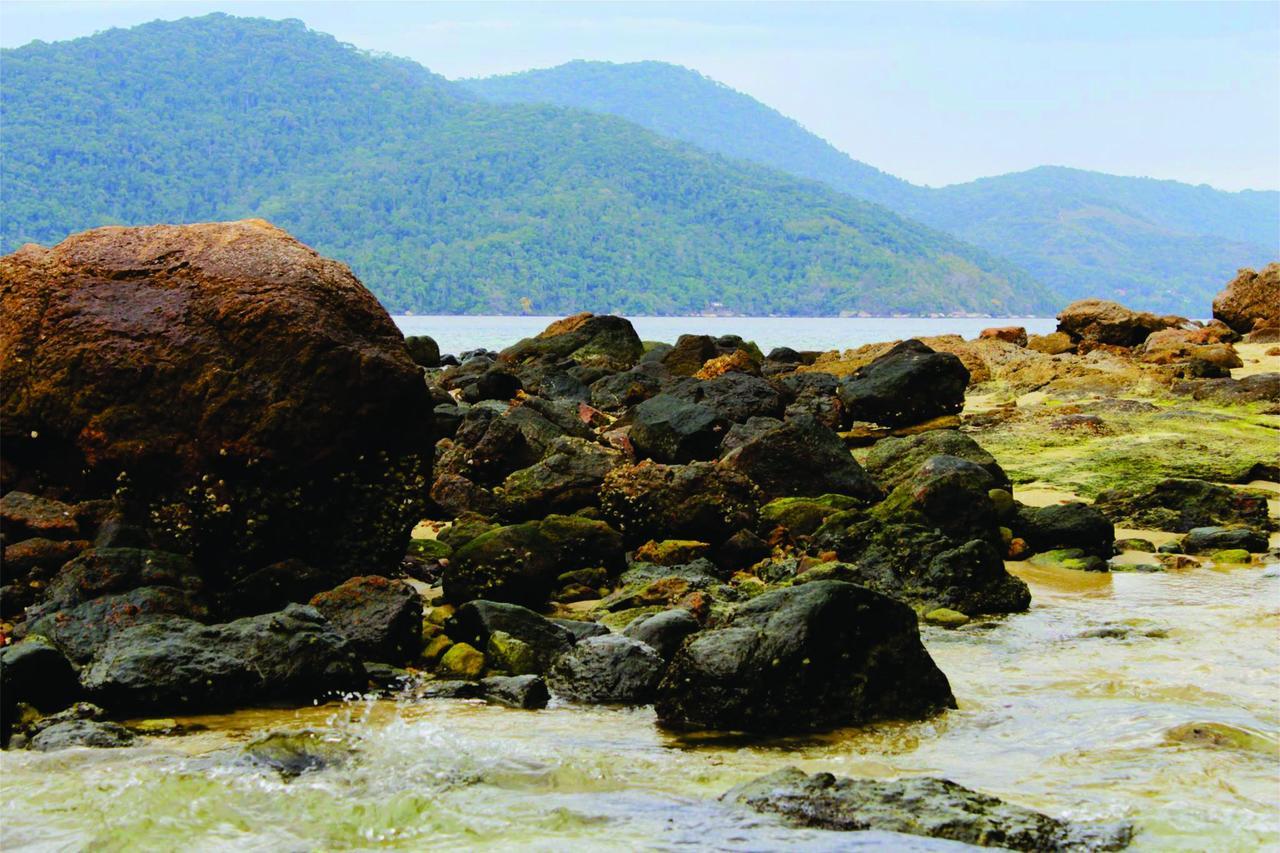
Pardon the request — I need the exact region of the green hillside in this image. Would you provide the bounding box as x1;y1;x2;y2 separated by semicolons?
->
465;61;1278;314
0;15;1051;316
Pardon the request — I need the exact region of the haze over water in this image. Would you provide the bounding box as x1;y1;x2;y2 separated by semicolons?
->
394;316;1060;355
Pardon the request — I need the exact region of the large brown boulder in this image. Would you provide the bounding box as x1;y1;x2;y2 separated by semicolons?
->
0;220;432;593
1057;299;1184;348
1213;264;1280;335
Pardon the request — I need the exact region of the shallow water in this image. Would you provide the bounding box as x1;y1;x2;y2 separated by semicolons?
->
393;315;1058;356
4;562;1277;851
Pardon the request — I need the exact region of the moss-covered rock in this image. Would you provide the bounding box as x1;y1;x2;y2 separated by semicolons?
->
438;642;485;680
444;514;624;606
1029;548;1109;573
759;494;863;537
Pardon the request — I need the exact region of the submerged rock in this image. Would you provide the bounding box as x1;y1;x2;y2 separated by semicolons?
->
655;580;954;732
724;768;1132;851
243;729;357;778
0;220;433;585
30;719;136;752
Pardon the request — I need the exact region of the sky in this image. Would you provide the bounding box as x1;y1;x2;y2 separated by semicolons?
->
3;1;1278;191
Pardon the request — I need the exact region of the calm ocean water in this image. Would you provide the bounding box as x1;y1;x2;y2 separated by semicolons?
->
393;315;1058;355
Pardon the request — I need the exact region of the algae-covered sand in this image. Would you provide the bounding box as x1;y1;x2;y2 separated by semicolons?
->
958;343;1279;499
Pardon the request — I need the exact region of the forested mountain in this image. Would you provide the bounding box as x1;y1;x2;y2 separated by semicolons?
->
1;15;1052;316
466;61;1278;314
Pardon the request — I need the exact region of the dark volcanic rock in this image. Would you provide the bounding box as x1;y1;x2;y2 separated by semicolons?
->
1181;526;1268;554
445;600;576;672
864;430;1011;493
655;580;954;732
405;335;441;368
600;460;761;546
1093;479;1275;534
668;373;785;424
31;719;136;752
29;586;211;666
500;313;643;373
80;603;364;715
497;436;622;520
720;415;881;502
1015;503;1115;558
589;369;664;412
0;636;80;713
547;634;666;705
878;455;1000;545
661;335;720;377
724;768;1131;851
622;608;699;661
812;508;1030;616
0;491;80;540
629;394;729;463
310;576;423;664
0;220;433;587
444;515;625;606
837;340;969;428
1213;264;1280;335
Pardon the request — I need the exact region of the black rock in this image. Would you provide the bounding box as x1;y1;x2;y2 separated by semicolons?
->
309;575;423;664
445;600;576;672
837;340;969;428
405;335;441;368
655;580;955;732
622;608;699;661
724;768;1132;851
715;529;773;574
80;604;364;715
720;414;881;502
444;515;625;607
1181;526;1269;554
0;636;80;714
547;634;666;705
30;719;136;752
668;373;785;424
550;618;612;641
629;394;729;463
864;430;1011;493
1015;503;1115;558
480;674;550;709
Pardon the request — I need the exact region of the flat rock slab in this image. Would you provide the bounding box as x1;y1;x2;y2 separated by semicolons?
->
725;767;1132;851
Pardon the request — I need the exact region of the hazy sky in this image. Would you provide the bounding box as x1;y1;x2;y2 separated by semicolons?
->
3;1;1278;191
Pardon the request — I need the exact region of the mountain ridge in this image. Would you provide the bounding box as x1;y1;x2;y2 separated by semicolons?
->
1;14;1053;316
463;60;1277;313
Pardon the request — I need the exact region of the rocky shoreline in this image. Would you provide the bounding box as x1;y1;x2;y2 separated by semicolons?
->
2;222;1276;850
